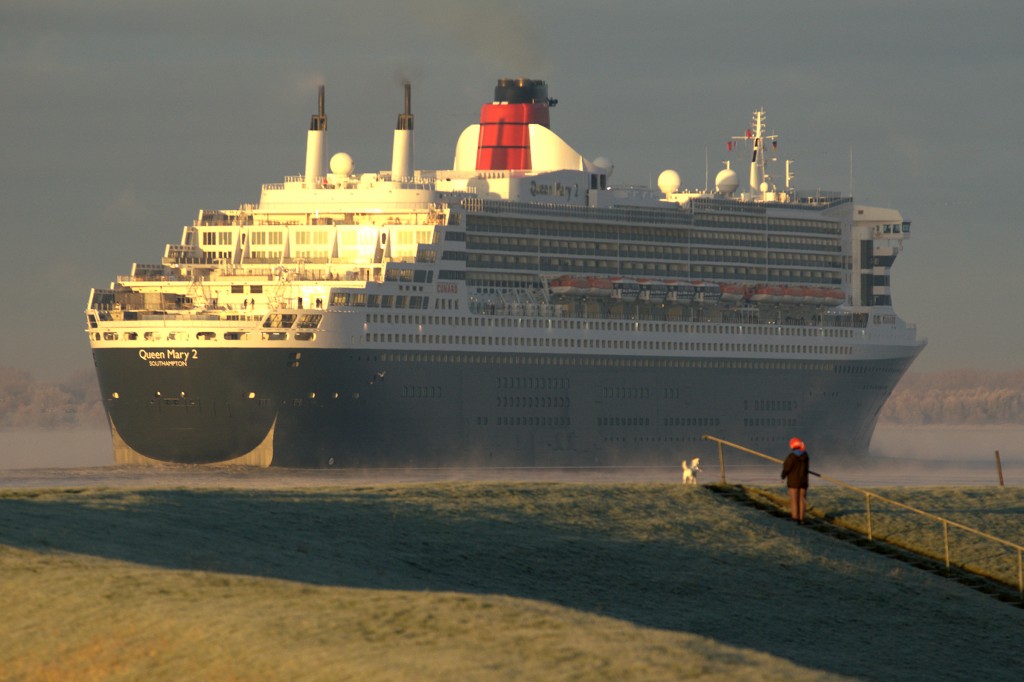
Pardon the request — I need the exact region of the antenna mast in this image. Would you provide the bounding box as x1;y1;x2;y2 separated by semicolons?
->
849;145;854;198
731;108;778;199
704;146;709;192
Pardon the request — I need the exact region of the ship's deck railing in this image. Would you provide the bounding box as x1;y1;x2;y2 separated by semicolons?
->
262;174;438;191
468;299;871;330
462;194;853;225
117;275;190;283
132;314;263;324
702;434;1024;595
691;194;850;213
100;314;264;324
462;197;691;227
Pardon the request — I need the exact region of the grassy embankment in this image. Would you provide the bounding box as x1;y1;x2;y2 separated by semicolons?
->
2;483;1024;680
794;485;1024;588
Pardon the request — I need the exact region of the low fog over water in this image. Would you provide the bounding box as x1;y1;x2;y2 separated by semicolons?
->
1;425;1021;490
1;429;112;469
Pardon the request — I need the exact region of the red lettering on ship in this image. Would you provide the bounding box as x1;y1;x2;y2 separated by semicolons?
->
437;283;458;294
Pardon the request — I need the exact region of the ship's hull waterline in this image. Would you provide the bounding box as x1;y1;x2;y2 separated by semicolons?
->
94;345;921;467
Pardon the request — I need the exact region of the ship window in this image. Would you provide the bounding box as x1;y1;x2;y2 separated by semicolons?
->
264;313;296;328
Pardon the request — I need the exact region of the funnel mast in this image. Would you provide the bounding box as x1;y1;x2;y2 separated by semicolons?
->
304;85;327;184
391;82;414;181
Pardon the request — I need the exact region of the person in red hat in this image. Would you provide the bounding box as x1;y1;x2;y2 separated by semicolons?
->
781;437;810;523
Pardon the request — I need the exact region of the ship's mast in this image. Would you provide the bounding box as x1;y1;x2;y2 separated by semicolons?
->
731;108;778;199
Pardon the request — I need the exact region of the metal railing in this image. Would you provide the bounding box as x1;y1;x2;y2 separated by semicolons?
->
702;434;1024;594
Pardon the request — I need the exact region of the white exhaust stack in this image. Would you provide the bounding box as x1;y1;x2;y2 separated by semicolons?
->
305;85;327;184
390;82;414;181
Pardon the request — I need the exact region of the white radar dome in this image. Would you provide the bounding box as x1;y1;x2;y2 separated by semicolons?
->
715;168;739;195
330;152;354;176
592;156;614;178
657;169;681;194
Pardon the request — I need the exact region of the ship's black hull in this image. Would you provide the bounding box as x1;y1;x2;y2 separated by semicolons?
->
93;346;920;467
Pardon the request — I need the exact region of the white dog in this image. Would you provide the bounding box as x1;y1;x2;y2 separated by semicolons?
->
681;457;701;485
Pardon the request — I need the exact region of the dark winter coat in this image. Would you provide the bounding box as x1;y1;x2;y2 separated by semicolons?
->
781;450;810;489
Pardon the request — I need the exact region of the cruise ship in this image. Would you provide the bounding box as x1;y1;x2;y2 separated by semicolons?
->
86;78;925;467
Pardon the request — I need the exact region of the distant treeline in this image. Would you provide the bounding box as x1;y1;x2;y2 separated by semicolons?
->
880;369;1024;425
1;366;1022;429
0;367;106;429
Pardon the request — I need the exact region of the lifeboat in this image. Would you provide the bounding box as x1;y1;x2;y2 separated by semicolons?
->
548;276;590;296
796;287;821;305
749;285;784;303
810;288;839;306
641;280;668;302
720;283;750;303
692;281;722;305
782;287;803;304
665;280;695;303
820;288;845;306
611;278;641;301
587;277;613;297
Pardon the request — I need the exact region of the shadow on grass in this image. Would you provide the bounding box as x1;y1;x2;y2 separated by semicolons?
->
1;484;1020;680
3;486;708;607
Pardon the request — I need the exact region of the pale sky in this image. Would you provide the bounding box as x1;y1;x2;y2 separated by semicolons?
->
2;0;1022;379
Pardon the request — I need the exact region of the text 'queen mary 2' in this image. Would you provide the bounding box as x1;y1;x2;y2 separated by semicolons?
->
86;79;925;467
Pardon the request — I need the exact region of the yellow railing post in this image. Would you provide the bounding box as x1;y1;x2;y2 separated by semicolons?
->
943;520;951;576
866;493;873;541
1018;549;1022;596
717;441;725;485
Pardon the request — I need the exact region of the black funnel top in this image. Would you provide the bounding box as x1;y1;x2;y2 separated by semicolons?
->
493;78;553;105
309;85;326;131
